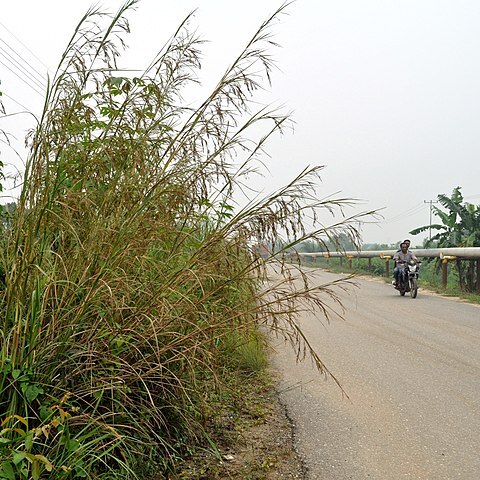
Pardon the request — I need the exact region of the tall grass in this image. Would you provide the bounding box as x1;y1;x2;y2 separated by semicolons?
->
0;2;373;478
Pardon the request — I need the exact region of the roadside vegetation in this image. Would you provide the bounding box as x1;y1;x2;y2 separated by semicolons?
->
410;186;480;292
0;2;372;478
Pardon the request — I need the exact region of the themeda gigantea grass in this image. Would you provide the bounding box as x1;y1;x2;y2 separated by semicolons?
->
0;1;375;478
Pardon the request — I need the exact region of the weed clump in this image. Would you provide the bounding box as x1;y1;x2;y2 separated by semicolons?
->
0;2;372;478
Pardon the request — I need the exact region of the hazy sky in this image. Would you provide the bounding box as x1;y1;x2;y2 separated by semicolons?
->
1;0;480;245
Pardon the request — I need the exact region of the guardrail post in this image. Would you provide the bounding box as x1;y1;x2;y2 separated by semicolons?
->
347;255;353;269
477;259;480;293
382;255;391;278
469;260;475;291
442;259;448;289
368;258;372;271
441;256;456;289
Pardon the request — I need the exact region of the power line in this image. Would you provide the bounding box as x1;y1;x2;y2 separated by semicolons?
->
0;91;30;112
382;202;426;224
0;21;50;72
0;38;47;83
0;36;47;80
0;56;45;97
0;44;46;91
0;22;49;103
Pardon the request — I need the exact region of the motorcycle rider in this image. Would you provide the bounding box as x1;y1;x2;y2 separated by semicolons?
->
392;242;418;287
396;238;411;253
392;239;412;284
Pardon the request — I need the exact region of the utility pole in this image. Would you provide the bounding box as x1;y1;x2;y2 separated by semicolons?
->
424;200;439;240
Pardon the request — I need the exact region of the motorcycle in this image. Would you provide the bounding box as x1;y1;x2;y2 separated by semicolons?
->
393;259;421;298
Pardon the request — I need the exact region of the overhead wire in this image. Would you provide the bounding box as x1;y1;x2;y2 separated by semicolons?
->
0;38;47;82
0;37;47;81
381;202;427;224
379;194;480;233
0;22;48;101
0;44;46;92
0;91;31;113
0;56;45;97
0;21;50;72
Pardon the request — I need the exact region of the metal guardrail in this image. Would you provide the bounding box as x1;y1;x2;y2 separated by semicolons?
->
293;247;480;291
295;247;480;259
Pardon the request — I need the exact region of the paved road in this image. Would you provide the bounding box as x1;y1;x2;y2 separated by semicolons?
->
270;268;480;479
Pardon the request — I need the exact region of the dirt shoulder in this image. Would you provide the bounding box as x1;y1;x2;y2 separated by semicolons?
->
174;370;304;479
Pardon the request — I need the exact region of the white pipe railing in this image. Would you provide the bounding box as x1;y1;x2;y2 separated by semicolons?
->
292;247;480;291
295;247;480;259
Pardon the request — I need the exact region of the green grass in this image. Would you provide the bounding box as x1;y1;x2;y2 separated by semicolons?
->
219;329;268;373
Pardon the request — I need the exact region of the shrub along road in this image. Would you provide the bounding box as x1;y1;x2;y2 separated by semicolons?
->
271;268;480;479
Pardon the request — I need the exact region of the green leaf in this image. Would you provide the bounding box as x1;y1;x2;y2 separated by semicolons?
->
74;464;88;478
12;452;26;465
39;404;52;421
65;438;80;452
25;385;43;404
35;455;53;472
0;462;15;480
12;370;21;380
24;431;33;451
31;460;40;480
109;77;123;86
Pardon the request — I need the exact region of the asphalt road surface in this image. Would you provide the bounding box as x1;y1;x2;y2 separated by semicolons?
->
270;268;480;479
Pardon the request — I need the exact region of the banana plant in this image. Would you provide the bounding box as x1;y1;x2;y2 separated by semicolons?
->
410;186;480;290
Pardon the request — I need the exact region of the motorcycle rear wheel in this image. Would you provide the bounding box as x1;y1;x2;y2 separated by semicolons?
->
410;278;418;298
